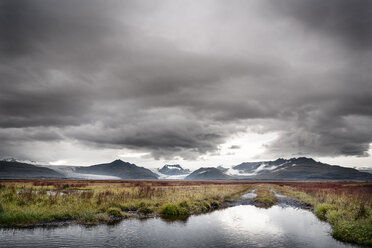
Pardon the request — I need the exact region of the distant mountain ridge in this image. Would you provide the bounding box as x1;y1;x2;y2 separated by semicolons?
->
231;157;372;181
185;167;233;180
0;157;371;181
75;159;158;179
0;160;64;179
0;157;39;165
158;164;190;175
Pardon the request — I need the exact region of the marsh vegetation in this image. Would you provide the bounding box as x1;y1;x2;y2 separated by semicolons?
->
0;180;251;226
0;180;371;247
274;182;372;246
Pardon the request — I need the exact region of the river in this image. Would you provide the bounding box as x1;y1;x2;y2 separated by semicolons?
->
0;198;354;248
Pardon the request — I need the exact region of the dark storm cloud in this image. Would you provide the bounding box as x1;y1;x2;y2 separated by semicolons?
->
0;0;122;57
0;0;371;161
63;109;245;159
265;0;372;50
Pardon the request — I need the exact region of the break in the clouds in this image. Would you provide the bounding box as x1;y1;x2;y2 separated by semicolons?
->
0;0;371;164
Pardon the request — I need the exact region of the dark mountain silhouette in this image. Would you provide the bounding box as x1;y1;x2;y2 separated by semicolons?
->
158;164;190;175
0;157;370;181
185;167;232;180
233;157;372;181
0;160;64;179
75;159;158;179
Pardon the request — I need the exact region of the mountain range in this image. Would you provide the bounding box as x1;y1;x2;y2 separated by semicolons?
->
158;164;190;175
0;157;371;181
185;167;233;180
0;160;63;179
229;157;372;181
74;160;158;179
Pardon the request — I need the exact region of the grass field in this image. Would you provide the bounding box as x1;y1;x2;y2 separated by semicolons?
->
0;180;253;226
0;180;371;246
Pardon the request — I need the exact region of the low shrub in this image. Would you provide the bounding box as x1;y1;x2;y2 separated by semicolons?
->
160;204;178;215
106;207;123;217
160;204;189;216
139;206;153;215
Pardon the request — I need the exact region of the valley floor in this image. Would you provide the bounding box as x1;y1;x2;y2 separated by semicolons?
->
0;180;371;246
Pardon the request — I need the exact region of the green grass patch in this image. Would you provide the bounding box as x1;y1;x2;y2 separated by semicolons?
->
106;207;123;218
160;204;189;216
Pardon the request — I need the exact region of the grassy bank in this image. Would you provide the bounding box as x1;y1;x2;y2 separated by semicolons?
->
274;182;372;247
252;184;277;208
0;180;252;226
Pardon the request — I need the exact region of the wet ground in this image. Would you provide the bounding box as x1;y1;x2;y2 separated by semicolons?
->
232;189;311;210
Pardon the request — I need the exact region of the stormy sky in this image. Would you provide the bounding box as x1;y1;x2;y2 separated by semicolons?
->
1;0;371;168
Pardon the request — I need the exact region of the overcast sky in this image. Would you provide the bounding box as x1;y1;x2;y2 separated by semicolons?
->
1;0;371;169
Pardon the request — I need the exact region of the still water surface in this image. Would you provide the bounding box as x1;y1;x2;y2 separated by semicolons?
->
1;205;353;248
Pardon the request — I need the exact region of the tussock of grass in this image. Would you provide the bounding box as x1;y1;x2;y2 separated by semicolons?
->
0;180;252;226
275;183;372;247
106;207;123;218
160;204;188;216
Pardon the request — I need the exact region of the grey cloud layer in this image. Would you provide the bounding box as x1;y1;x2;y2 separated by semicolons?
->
265;0;372;50
1;0;371;161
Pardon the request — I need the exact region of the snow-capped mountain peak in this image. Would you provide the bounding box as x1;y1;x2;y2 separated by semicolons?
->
158;164;190;176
